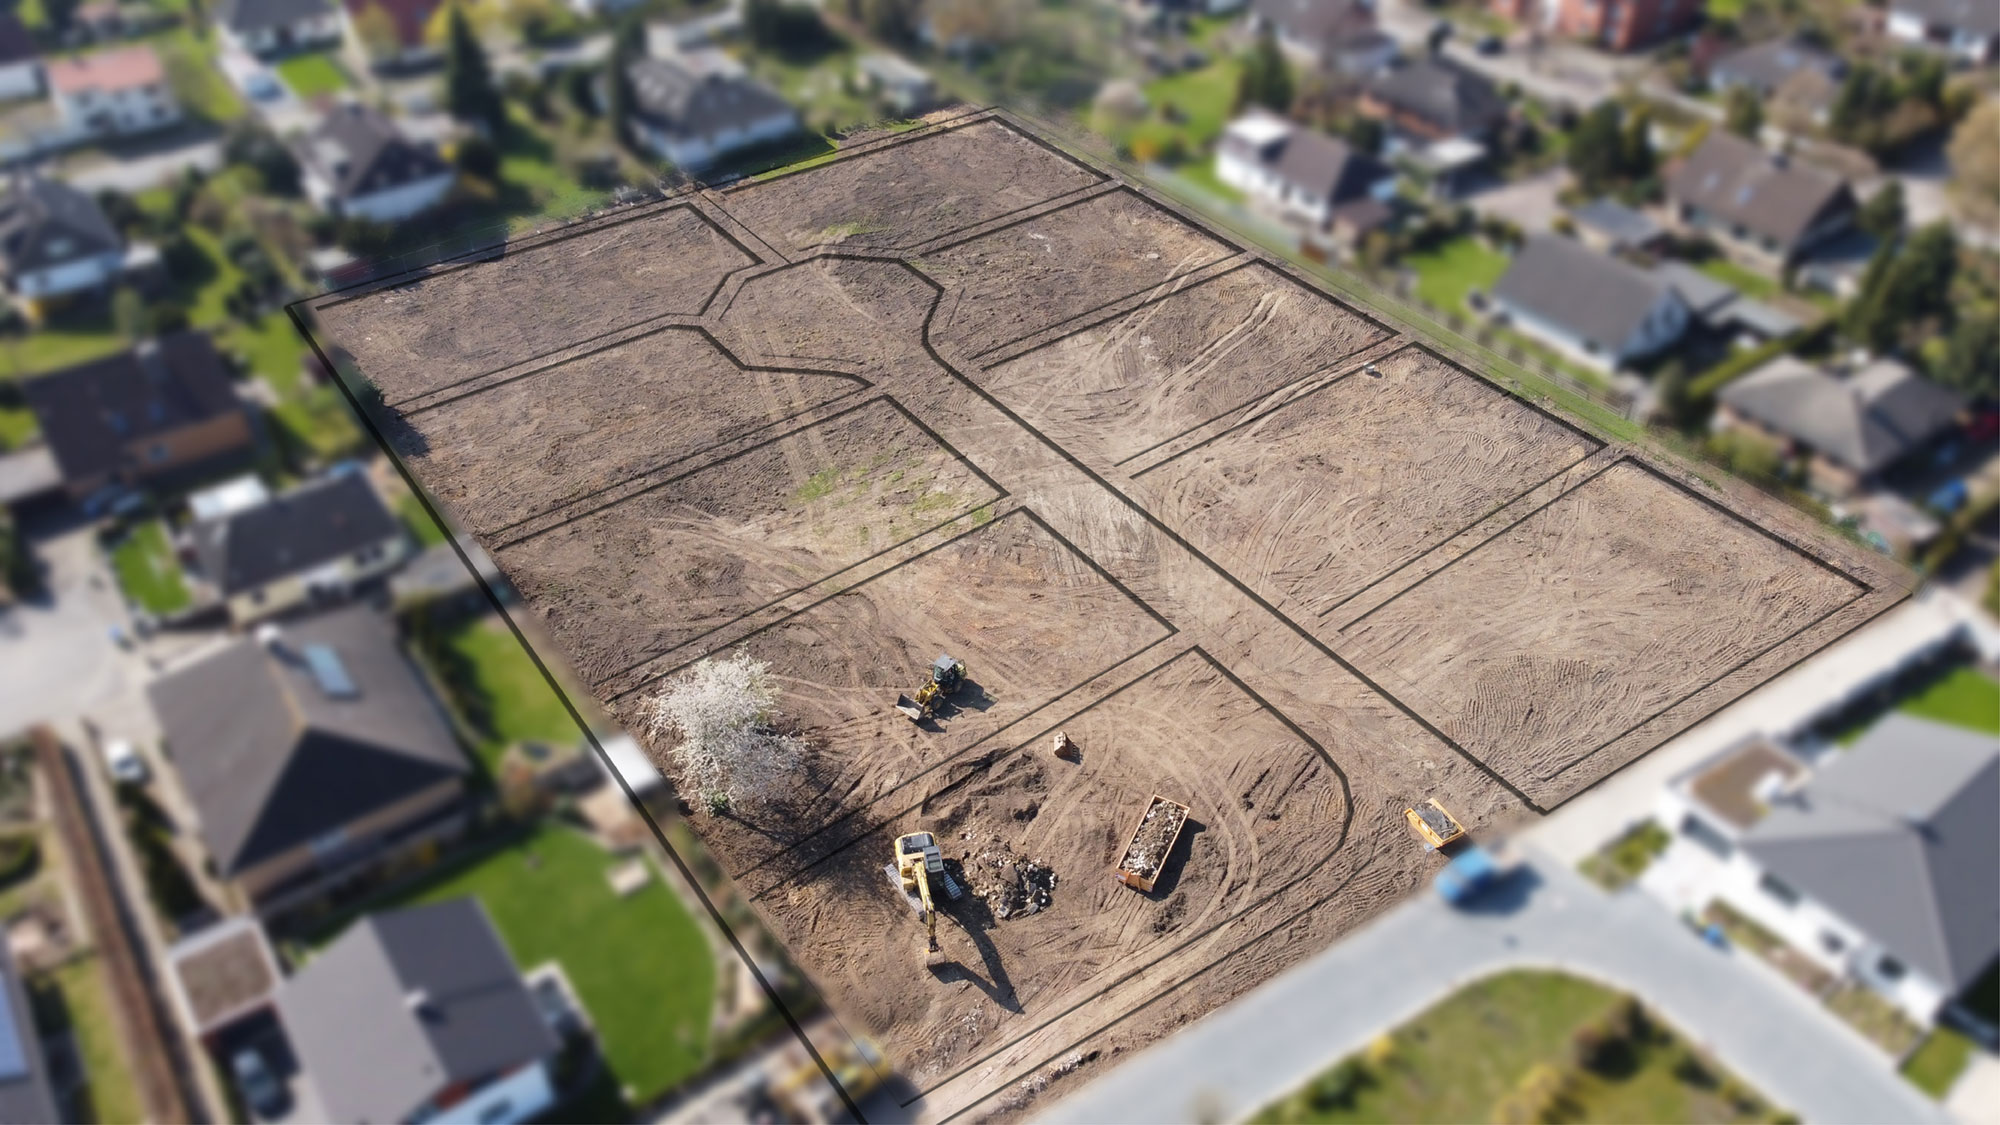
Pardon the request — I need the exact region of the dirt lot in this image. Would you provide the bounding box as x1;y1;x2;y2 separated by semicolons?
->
312;204;753;401
1341;459;1868;805
301;110;1900;1121
724;117;1103;255
1135;346;1601;616
979;263;1393;463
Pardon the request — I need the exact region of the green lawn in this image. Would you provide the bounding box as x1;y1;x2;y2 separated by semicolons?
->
1139;56;1245;150
157;27;246;123
1178;158;1246;204
33;956;145;1125
321;825;717;1108
274;52;350;97
397;490;450;548
1405;236;1511;313
1253;970;1778;1124
436;615;586;768
109;520;190;615
1898;665;2000;734
1697;257;1782;301
0;405;36;450
1902;1028;1976;1098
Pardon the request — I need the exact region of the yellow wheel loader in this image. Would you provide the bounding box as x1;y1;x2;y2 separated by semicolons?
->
894;654;966;723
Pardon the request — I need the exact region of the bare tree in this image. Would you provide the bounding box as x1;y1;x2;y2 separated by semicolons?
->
645;651;801;813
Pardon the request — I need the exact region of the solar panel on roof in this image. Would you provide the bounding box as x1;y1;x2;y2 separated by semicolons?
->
303;643;358;699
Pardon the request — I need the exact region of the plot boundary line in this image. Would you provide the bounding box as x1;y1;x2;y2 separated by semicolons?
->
721;110;1109;203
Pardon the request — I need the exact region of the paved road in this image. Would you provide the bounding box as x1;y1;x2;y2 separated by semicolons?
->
1042;850;1947;1125
0;518;153;740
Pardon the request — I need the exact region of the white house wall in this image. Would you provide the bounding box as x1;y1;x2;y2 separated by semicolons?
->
0;60;40;101
343;171;456;224
13;250;125;299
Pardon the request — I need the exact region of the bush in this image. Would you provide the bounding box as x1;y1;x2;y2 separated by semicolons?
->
1308;1058;1369;1110
1491;1063;1575;1124
0;832;38;889
456;134;502;180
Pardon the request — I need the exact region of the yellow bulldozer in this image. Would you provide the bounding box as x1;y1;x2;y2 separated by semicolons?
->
895;654;966;723
888;831;962;968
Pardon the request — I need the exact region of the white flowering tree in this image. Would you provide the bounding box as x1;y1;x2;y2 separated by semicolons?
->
645;650;800;813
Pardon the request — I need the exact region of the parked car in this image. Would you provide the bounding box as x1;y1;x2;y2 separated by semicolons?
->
232;1047;288;1119
1475;33;1504;54
244;71;281;103
101;740;147;785
1434;844;1516;905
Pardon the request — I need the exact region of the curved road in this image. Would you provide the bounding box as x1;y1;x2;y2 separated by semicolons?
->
1041;849;1947;1125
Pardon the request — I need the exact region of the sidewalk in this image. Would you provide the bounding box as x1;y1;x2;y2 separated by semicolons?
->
1042;850;1947;1125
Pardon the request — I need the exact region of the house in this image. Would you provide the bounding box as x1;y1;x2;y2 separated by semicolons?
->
624;48;798;170
215;0;344;57
1709;37;1846;100
1489;235;1689;370
1666;131;1856;270
1245;0;1397;74
1716;356;1968;496
1538;0;1700;51
1655;717;1999;1025
21;333;253;501
278;899;561;1124
858;53;935;115
1887;0;1999;63
1570;197;1665;252
1651;259;1801;343
342;0;442;71
0;175;128;306
295;103;455;224
0;13;40;102
0;942;59;1124
1359;56;1507;143
45;46;181;138
162;916;283;1043
187;471;410;623
1216;112;1396;239
146;605;470;913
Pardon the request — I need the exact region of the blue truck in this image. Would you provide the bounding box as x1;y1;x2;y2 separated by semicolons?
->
1434;845;1512;906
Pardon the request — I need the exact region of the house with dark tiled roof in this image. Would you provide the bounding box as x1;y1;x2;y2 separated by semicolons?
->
1489;235;1690;370
21;333;253;500
1246;0;1397;74
295;103;454;223
280;899;560;1124
147;604;469;912
1666;131;1856;270
187;471;411;623
1217;111;1396;244
1658;716;1999;1024
215;0;345;57
1709;37;1846;100
0;13;40;102
0;174;128;306
1360;55;1508;143
624;47;799;170
1717;356;1967;496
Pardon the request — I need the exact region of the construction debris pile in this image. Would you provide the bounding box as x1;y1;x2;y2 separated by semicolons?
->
965;839;1058;920
1119;799;1187;882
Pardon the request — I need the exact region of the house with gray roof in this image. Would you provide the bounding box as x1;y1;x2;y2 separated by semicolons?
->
1887;0;1999;63
1717;355;1967;495
1360;56;1507;143
147;604;469;914
280;898;560;1124
187;470;410;624
215;0;344;57
1571;197;1665;253
1489;235;1690;371
295;103;454;224
0;174;129;306
1659;716;1998;1025
0;13;40;102
1216;111;1396;241
1246;0;1396;74
1666;131;1856;270
1709;37;1846;100
625;47;798;171
0;943;58;1124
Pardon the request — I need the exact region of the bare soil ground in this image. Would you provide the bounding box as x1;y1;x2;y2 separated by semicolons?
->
1136;347;1601;615
921;189;1236;358
978;263;1392;463
1341;459;1867;805
312;205;752;401
299;110;1900;1122
400;328;867;536
724;118;1103;255
750;649;1345;1089
498;398;1004;685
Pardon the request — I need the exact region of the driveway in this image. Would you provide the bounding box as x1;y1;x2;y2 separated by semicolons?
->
0;516;152;739
1042;850;1947;1125
1465;166;1570;233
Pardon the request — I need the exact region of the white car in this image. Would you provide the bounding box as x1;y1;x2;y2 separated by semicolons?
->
102;740;147;785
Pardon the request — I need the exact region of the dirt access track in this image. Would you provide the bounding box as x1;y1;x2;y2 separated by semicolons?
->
297;109;1906;1121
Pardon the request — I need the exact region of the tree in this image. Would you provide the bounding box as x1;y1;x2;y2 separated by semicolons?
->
223;121;300;196
41;0;77;34
1935;305;1999;394
350;1;403;64
1947;99;2000;229
111;287;147;344
1857;180;1905;240
1235;28;1293;114
456;133;500;179
1724;84;1763;138
443;4;503;134
645;650;802;813
1567;102;1627;194
850;0;915;44
744;0;830;53
604;19;643;152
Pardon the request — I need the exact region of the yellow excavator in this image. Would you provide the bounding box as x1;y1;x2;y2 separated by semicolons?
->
889;831;961;968
895;654;966;723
